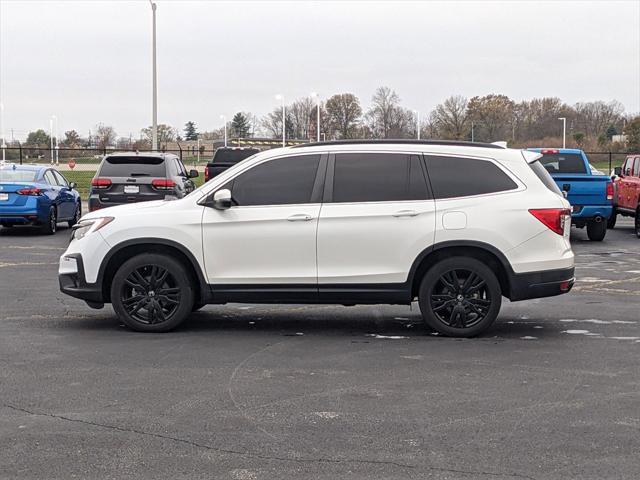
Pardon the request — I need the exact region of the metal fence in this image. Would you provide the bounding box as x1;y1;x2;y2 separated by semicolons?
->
0;145;636;199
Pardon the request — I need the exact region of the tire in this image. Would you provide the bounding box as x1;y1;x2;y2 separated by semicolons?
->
68;202;81;228
635;208;640;239
607;210;617;229
110;253;194;332
586;219;606;241
418;257;502;338
41;207;57;235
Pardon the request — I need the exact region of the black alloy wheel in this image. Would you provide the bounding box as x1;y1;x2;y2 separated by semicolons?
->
68;202;81;228
636;208;640;239
111;254;194;332
419;257;501;337
41;206;57;235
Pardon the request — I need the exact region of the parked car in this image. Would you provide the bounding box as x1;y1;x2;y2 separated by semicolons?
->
0;164;81;234
527;148;614;241
89;152;198;212
611;154;640;237
59;140;575;337
204;147;260;182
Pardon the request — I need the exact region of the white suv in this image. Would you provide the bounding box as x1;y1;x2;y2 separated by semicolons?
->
59;140;575;337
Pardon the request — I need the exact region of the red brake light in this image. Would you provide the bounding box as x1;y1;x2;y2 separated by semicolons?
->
606;182;614;201
204;168;209;182
541;149;559;154
529;208;571;236
17;188;42;196
151;179;176;190
91;178;112;189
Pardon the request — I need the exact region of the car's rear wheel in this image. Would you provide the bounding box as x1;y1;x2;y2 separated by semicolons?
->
607;210;617;229
418;257;502;338
586;218;606;241
68;202;81;228
111;253;194;332
41;207;57;235
635;207;640;239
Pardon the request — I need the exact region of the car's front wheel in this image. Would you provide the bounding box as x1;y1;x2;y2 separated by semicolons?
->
418;257;502;338
68;202;81;228
110;253;194;332
635;207;640;239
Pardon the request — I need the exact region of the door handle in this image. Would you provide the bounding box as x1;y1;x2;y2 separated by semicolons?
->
392;210;419;218
287;214;313;222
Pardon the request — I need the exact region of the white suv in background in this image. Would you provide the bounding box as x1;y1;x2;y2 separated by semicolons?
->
59;140;575;337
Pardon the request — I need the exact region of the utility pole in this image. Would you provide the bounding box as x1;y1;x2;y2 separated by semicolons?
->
150;1;158;151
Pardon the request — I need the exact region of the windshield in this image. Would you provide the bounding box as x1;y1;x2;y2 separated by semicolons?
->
99;156;166;177
0;169;38;182
538;153;587;174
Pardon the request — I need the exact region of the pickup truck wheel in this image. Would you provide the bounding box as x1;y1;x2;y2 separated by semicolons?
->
111;253;194;332
586;219;606;241
635;208;640;239
418;257;501;338
607;210;617;229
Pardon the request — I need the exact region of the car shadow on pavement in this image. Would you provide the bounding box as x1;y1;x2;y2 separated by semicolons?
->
0;225;72;236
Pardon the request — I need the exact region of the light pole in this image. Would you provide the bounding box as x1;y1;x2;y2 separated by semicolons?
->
310;92;320;142
413;110;421;140
558;117;566;148
220;115;227;147
49;117;54;165
275;94;285;147
0;102;5;162
149;0;158;151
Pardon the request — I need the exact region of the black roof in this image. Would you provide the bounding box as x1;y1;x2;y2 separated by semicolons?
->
291;139;504;149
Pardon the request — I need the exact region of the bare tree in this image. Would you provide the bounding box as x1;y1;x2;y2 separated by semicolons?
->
466;94;516;142
430;95;469;139
94;123;117;149
367;86;413;138
574;100;624;138
141;124;177;146
325;93;362;139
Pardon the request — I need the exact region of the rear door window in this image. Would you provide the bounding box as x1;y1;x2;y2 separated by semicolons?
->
44;170;57;185
99;156;167;177
425;156;518;199
331;153;430;203
538;153;587;174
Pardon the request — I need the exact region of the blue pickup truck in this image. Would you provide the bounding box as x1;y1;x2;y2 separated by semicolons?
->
528;148;614;241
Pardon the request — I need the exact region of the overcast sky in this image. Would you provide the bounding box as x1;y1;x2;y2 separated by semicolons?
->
1;0;639;141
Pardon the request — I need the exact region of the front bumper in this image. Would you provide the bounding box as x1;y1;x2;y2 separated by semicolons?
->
58;253;104;306
509;267;575;301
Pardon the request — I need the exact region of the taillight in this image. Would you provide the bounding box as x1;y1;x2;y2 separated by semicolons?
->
606;182;614;201
529;208;571;236
151;179;176;190
91;178;112;189
541;149;559;154
16;188;42;196
204;167;209;182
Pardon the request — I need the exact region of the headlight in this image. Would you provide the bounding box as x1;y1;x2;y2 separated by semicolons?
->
71;217;114;241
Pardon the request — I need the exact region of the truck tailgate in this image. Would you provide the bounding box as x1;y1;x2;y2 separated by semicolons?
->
553;175;610;207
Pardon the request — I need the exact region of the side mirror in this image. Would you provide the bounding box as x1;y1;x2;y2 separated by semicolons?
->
69;182;77;190
212;188;232;210
614;166;622;177
188;169;199;178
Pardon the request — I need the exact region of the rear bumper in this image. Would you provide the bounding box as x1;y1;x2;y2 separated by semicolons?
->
571;205;612;219
509;267;575;301
58;253;104;305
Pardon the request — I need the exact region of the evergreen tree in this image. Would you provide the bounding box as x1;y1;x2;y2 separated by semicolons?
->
184;121;198;140
605;124;617;140
231;112;251;138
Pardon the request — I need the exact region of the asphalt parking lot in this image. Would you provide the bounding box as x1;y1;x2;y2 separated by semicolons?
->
1;220;639;480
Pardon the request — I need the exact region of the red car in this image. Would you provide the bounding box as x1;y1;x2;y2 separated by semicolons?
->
611;154;640;237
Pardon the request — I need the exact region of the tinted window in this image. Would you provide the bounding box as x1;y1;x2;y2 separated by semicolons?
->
52;170;68;187
538;153;587;174
529;161;562;195
212;148;260;165
634;158;640;177
332;153;430;203
44;171;57;185
426;156;518;199
0;169;37;182
99;156;167;177
623;157;633;175
230;155;320;206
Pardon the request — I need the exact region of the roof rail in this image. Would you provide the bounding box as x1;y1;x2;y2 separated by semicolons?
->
291;139;505;150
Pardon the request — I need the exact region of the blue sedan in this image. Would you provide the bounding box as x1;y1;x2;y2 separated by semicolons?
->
0;164;81;234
